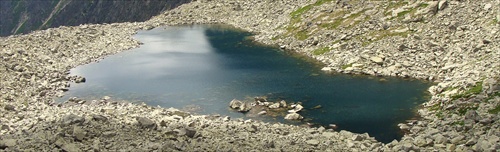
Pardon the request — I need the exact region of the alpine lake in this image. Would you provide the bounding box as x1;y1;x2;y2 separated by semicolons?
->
59;25;431;143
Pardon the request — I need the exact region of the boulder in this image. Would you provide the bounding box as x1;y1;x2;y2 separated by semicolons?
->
75;76;86;83
370;56;383;65
464;110;480;122
284;112;303;120
136;117;156;129
4;105;15;111
178;128;197;138
268;103;280;109
238;102;252;112
73;126;86;141
306;139;320;146
229;99;243;109
288;104;304;113
279;100;287;107
61;114;85;126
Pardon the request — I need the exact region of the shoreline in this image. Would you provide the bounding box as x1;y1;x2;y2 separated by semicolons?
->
1;0;499;151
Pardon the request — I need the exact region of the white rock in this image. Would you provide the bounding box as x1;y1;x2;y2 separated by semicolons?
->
284;112;303;120
370;56;383;65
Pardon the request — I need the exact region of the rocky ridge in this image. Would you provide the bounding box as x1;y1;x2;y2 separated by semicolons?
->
1;0;500;151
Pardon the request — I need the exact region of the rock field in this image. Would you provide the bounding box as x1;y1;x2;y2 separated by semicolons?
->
1;0;499;151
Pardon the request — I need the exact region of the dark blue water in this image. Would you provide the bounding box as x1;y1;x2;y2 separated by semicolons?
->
62;25;430;143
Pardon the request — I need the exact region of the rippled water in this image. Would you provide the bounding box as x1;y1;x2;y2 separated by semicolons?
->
60;25;431;143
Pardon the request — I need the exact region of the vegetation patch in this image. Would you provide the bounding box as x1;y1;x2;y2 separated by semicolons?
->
290;0;334;23
386;2;429;20
451;81;483;100
452;120;464;126
341;63;353;70
312;47;330;55
384;1;409;16
286;0;335;40
457;105;478;115
362;28;412;46
489;104;500;114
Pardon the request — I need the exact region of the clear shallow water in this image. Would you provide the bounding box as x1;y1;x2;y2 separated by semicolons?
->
61;25;431;143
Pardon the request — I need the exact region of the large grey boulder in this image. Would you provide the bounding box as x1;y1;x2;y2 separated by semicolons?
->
136;117;156;129
464;110;481;122
61;114;85;126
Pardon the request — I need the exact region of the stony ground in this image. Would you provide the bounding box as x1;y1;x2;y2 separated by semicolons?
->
1;0;499;151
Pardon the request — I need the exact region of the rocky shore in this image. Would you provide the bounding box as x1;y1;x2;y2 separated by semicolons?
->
1;0;499;151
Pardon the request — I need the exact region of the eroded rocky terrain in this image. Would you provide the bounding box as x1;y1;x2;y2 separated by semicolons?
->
1;0;499;151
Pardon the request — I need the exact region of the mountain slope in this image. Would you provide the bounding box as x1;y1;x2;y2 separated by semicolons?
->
0;0;191;36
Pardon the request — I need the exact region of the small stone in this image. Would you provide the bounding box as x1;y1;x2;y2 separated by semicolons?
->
438;0;448;10
321;132;336;138
257;111;267;115
484;3;492;10
92;115;108;122
306;139;320;146
160;120;167;127
279;100;287;107
102;96;111;101
4;105;15;111
238;102;252;112
352;134;365;141
61;114;85;126
0;139;16;148
312;105;322;109
464;110;480;122
446;144;456;151
73;126;86;141
183;128;197;138
1;125;9;131
370;56;383;65
75;76;86;83
434;134;448;144
284;112;303;120
136;117;156;129
451;135;465;144
102;131;116;138
268;103;280;109
62;143;82;152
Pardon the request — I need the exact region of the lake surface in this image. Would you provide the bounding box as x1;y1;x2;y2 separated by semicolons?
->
61;25;430;143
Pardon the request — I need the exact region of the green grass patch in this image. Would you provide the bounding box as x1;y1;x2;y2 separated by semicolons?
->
457;106;478;115
290;0;334;22
362;29;412;46
287;0;335;40
489;105;500;114
452;121;464;126
341;63;353;69
296;30;309;40
320;19;344;30
397;10;411;18
418;3;429;8
313;47;330;55
384;1;409;16
451;81;483;100
484;92;500;102
386;2;428;20
429;103;441;111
